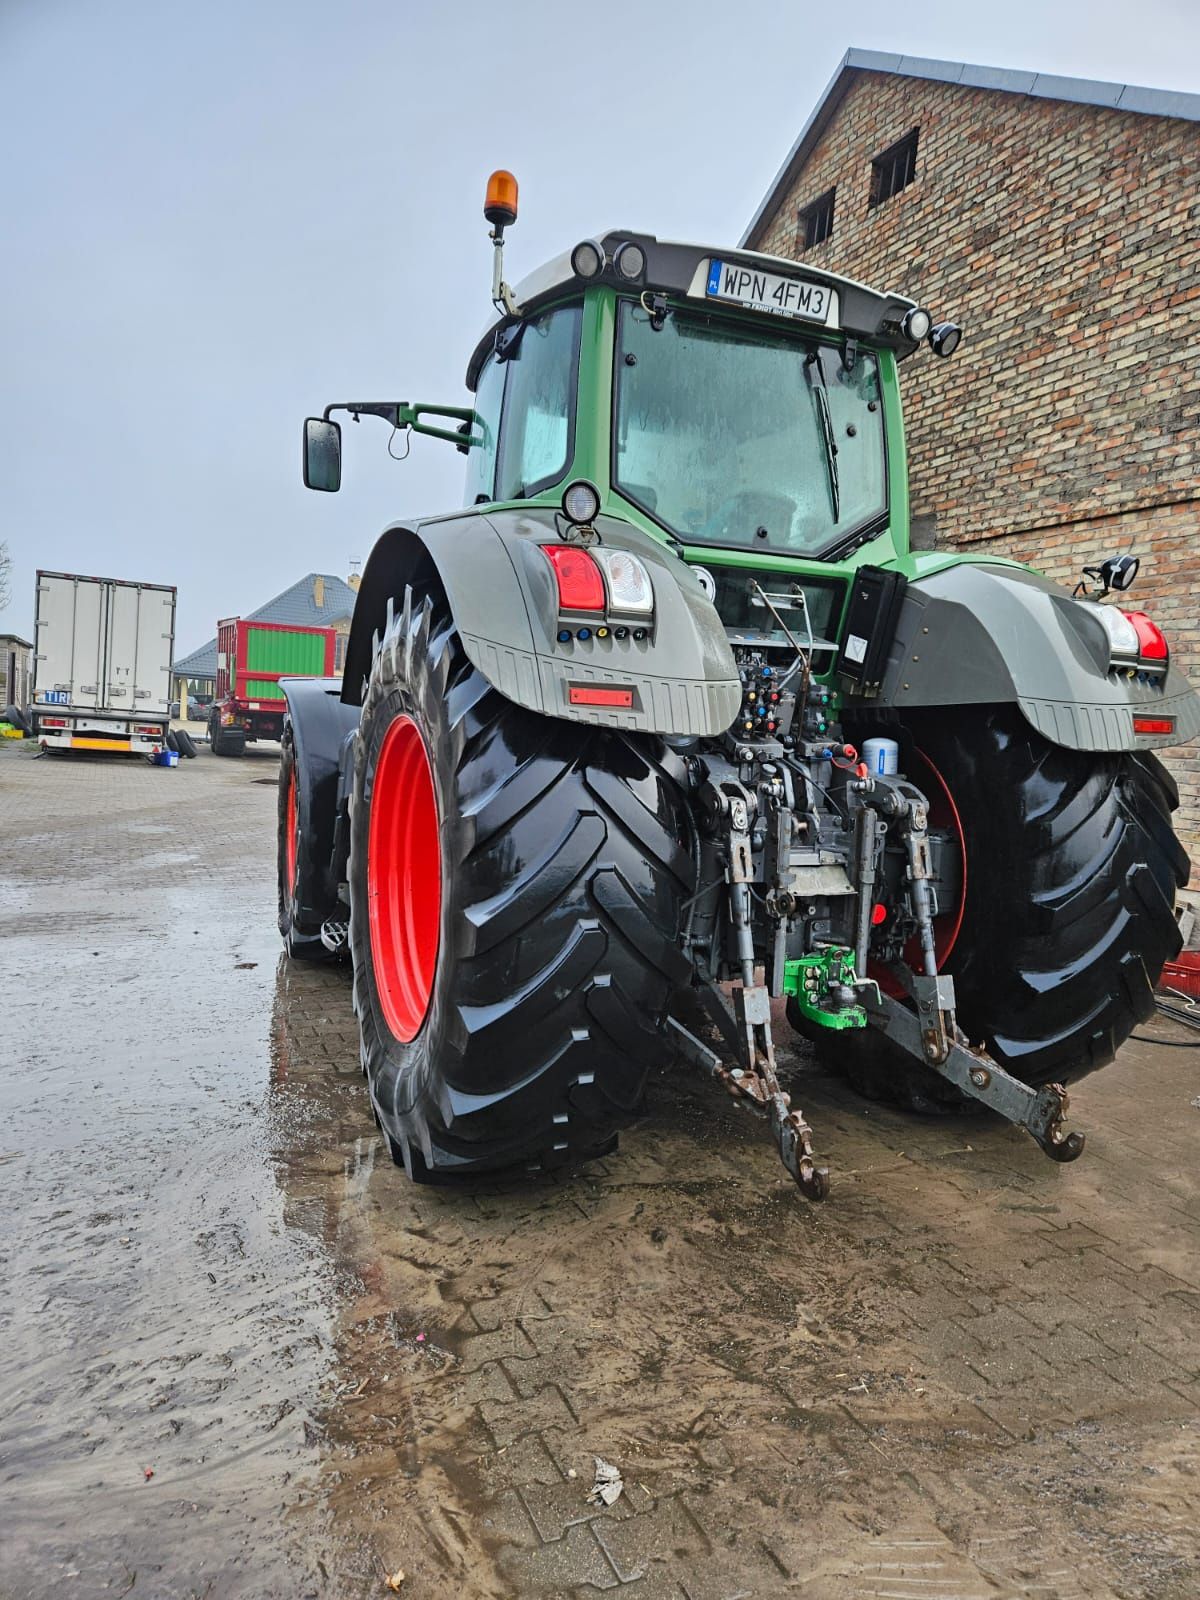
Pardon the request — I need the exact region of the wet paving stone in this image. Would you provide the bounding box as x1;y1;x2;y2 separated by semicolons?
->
1;739;1198;1598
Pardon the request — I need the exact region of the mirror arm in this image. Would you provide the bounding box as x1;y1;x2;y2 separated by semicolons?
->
405;403;479;448
324;402;402;427
323;401;480;449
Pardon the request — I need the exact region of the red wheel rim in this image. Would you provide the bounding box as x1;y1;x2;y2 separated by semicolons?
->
872;745;967;999
367;714;441;1042
285;767;298;900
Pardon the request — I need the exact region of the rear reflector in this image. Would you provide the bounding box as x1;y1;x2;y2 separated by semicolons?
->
541;544;606;612
1122;610;1169;662
41;718;68;728
569;685;634;708
1133;717;1175;736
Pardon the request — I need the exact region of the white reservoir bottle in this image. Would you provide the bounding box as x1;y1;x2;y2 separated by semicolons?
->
861;736;900;777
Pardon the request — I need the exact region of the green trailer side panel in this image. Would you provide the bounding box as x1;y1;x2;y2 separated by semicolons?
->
246;627;328;675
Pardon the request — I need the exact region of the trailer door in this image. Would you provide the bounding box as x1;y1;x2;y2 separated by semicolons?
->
102;582;174;716
132;586;174;715
35;573;105;710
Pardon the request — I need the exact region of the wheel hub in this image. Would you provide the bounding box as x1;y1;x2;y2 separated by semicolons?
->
366;714;441;1042
285;766;298;900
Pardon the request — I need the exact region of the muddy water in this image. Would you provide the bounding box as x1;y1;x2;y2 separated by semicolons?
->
2;742;1199;1599
0;748;339;1595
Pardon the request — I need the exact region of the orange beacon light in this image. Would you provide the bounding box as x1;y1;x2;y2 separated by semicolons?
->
484;170;519;230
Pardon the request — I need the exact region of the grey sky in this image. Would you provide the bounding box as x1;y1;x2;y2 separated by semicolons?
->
3;0;1197;656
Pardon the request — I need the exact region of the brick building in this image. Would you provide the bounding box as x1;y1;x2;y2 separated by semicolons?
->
743;50;1200;853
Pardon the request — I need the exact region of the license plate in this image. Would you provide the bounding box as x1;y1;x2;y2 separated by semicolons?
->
705;259;836;324
41;690;70;705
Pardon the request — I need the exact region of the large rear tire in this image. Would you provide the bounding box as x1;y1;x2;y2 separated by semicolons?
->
348;580;696;1180
915;709;1187;1087
821;707;1188;1106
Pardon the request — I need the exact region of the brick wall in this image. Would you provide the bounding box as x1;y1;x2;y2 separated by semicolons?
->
751;73;1200;855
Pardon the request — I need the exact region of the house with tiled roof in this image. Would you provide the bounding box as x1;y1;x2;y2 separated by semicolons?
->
173;573;359;695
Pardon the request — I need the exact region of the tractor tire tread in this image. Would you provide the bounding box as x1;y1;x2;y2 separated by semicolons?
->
349;580;695;1181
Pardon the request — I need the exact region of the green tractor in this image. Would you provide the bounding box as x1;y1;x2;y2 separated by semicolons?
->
280;170;1198;1197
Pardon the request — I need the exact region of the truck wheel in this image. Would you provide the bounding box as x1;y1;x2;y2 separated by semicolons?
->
277;722;338;962
174;728;198;758
212;723;245;757
820;707;1188;1107
348;580;696;1180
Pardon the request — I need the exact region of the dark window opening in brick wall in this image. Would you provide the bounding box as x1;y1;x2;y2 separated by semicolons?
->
798;187;836;249
869;128;919;208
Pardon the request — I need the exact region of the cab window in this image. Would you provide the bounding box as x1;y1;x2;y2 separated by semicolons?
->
463;352;504;505
494;302;582;500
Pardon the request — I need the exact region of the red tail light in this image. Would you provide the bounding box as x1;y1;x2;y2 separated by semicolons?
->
1121;610;1168;663
41;718;68;728
541;544;605;612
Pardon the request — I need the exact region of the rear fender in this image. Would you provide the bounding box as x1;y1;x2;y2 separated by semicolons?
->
862;563;1200;753
342;507;741;736
281;676;361;915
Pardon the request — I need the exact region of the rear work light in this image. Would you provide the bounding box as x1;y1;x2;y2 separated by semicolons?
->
541;544;606;612
591;547;654;616
1088;603;1140;660
1121;610;1169;665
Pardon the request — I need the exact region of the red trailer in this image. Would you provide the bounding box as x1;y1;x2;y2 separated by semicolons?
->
209;617;336;756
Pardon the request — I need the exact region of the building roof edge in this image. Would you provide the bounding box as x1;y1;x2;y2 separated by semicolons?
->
740;48;1200;249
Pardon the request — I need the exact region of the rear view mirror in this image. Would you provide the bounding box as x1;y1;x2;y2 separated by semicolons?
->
303;417;342;492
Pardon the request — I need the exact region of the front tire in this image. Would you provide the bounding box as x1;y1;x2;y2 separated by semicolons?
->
348;581;696;1180
277;722;336;963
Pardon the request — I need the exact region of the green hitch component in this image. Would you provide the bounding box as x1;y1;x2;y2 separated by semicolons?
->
782;947;867;1031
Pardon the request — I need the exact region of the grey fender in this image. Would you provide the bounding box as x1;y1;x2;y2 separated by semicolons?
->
859;562;1200;753
280;677;361;913
342;507;741;736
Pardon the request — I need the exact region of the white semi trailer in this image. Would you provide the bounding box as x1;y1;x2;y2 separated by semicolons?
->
32;570;176;756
